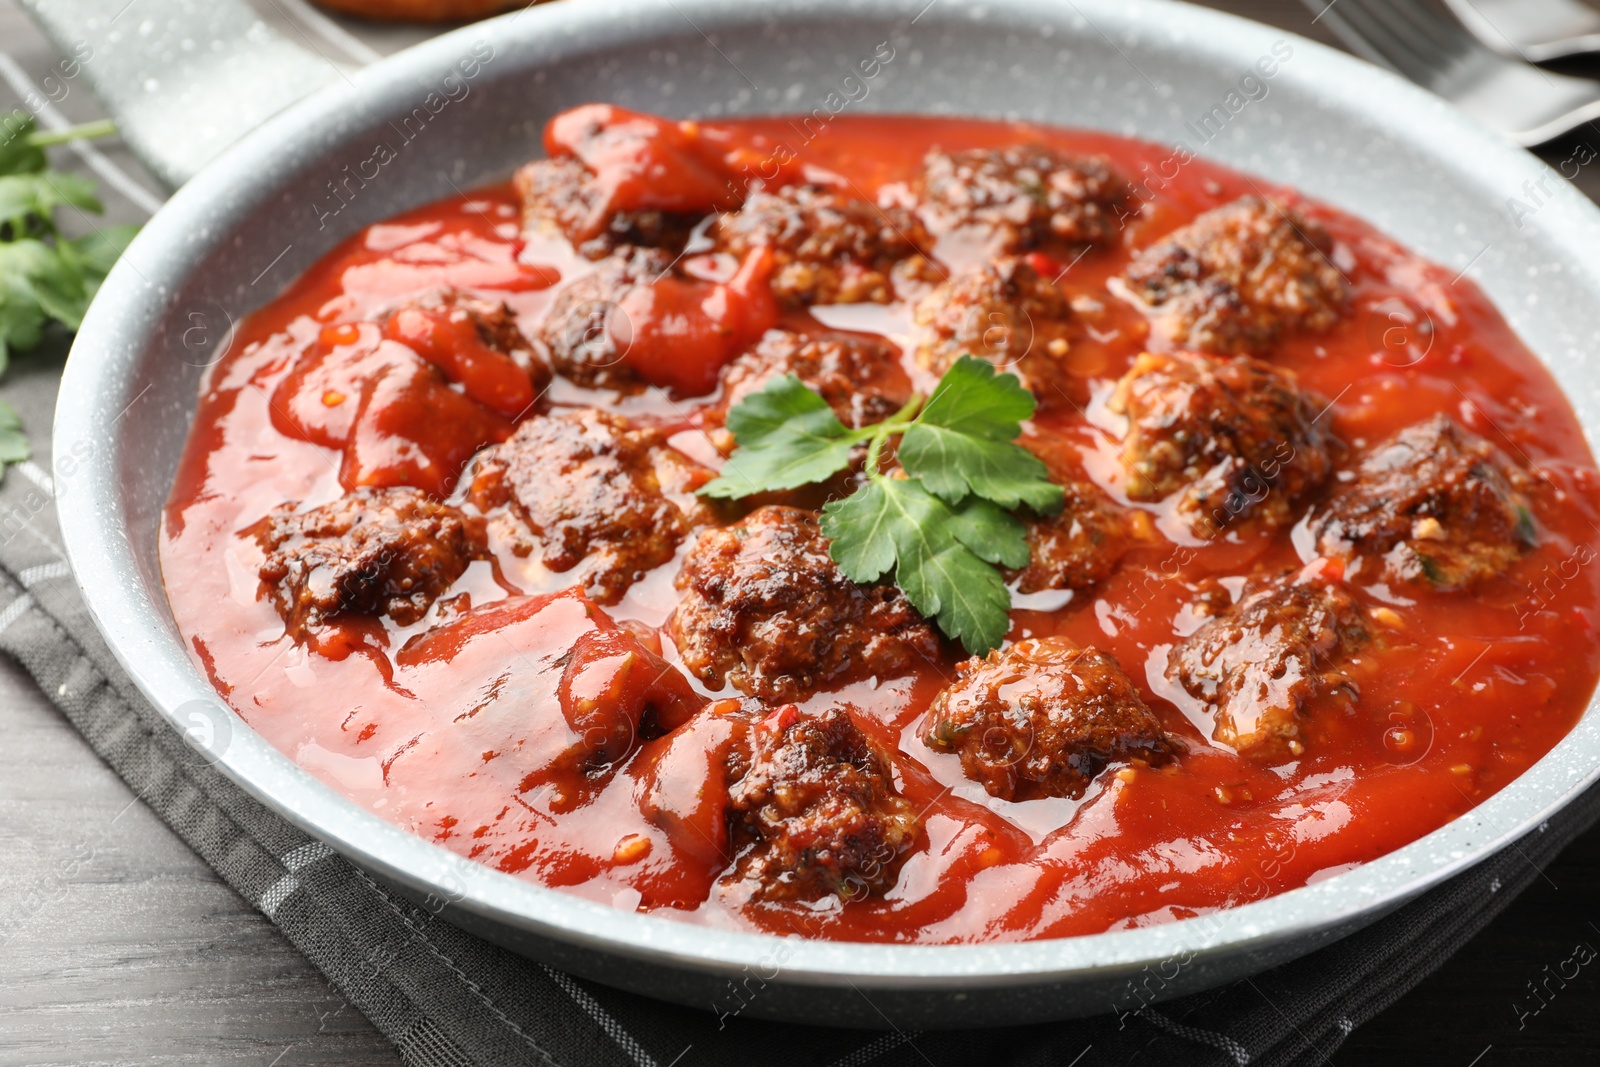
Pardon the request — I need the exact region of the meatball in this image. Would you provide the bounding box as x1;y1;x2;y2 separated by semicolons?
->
466;408;702;604
711;328;911;430
1120;196;1348;355
1007;437;1142;595
1313;415;1537;591
923;638;1175;802
255;486;485;640
539;246;674;390
725;704;921;902
516;155;701;260
912;256;1075;407
1010;478;1140;595
1109;350;1338;535
918;145;1134;251
668;506;941;702
710;184;935;305
1168;567;1369;761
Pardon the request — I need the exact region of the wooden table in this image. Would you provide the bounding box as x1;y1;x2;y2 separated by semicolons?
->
3;1;1599;1063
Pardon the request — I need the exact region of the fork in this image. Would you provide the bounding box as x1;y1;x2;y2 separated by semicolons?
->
1305;0;1600;146
1441;0;1600;63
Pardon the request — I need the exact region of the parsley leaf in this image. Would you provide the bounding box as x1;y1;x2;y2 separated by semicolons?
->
0;110;135;479
822;478;1025;653
0;113;46;175
0;399;28;481
899;357;1063;512
699;375;866;498
699;354;1063;654
0;170;102;227
64;226;141;287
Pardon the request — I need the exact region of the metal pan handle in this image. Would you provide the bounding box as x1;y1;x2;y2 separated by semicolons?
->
16;0;343;187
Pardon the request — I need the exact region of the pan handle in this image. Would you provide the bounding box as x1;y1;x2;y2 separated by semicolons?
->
16;0;346;188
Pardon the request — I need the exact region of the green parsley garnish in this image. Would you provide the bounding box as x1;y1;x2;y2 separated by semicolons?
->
0;110;138;481
0;400;26;471
700;355;1064;654
1;111;138;377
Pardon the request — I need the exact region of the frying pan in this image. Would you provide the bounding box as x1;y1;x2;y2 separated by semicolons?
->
33;0;1600;1028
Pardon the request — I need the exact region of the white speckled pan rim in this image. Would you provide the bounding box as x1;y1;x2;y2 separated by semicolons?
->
52;0;1600;998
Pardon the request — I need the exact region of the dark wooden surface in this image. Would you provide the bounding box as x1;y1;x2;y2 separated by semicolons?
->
4;0;1600;1063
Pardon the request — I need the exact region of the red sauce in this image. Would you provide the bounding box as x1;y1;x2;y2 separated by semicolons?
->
161;113;1600;943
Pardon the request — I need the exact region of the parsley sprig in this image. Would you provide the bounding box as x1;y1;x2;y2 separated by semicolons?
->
0;401;25;472
700;356;1064;654
0;110;138;479
1;111;138;376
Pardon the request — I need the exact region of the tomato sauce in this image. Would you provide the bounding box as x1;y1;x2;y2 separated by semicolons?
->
161;113;1600;943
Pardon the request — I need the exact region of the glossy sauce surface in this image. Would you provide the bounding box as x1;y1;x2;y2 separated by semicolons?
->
162;115;1600;943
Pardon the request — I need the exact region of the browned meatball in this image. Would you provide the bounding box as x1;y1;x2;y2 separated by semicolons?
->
1168;568;1370;761
669;506;941;701
912;256;1075;407
725;704;921;902
711;184;935;305
255;486;485;639
711;328;911;430
923;638;1175;802
1109;350;1338;535
516;155;702;260
1008;436;1142;595
1120;196;1348;355
918;145;1134;251
466;408;702;604
1313;415;1537;591
539;246;674;390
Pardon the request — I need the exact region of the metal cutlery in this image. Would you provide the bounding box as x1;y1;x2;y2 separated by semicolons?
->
1441;0;1600;63
1307;0;1600;146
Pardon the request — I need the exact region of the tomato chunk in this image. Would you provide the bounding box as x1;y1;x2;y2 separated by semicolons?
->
545;103;740;229
612;250;779;396
393;589;703;813
560;628;703;759
635;702;749;871
341;355;511;496
270;323;398;448
270;319;512;496
383;305;538;417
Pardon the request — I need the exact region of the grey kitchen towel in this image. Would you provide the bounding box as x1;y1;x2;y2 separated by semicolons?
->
6;313;1600;1067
